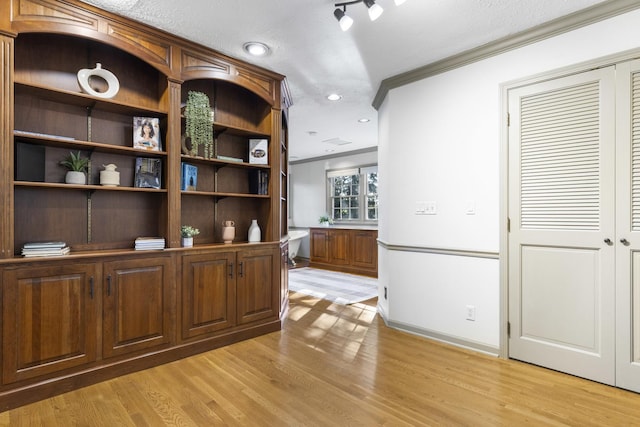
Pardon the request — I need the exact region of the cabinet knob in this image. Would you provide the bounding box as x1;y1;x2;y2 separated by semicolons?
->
621;238;630;246
604;238;612;245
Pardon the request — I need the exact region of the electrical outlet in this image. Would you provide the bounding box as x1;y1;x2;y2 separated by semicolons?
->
466;305;476;321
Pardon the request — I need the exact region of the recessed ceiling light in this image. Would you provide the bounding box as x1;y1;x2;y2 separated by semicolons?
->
327;93;342;101
325;149;335;153
243;42;270;57
358;118;370;123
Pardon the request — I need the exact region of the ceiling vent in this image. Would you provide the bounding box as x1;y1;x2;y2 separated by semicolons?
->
322;138;352;146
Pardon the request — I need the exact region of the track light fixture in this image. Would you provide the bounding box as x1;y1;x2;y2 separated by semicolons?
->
333;0;406;31
333;7;354;32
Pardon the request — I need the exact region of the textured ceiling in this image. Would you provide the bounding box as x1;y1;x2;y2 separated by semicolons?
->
81;0;607;160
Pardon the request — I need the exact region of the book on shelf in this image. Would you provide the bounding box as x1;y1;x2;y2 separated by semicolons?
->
249;139;268;164
23;241;67;249
14;130;76;141
217;155;243;163
134;236;165;250
133;117;162;151
181;163;198;191
249;170;269;195
134;157;162;189
22;242;70;257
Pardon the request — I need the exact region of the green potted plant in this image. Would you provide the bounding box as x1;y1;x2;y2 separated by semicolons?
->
60;151;90;184
180;225;200;247
183;91;214;159
319;215;333;227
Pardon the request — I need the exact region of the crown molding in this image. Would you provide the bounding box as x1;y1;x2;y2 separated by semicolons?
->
372;0;640;109
289;146;377;165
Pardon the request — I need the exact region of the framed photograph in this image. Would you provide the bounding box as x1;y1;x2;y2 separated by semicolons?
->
133;117;161;151
134;157;162;189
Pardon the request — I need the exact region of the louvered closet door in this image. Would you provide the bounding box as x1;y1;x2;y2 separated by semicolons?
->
508;67;616;385
615;59;640;392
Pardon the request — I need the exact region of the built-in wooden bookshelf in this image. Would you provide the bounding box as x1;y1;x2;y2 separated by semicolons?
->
0;0;290;411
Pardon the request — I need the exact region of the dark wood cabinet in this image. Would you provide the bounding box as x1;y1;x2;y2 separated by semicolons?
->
352;231;378;272
2;262;100;383
310;228;378;277
0;0;289;411
181;251;236;340
181;246;279;340
237;247;280;325
310;229;330;263
102;257;174;358
280;241;289;317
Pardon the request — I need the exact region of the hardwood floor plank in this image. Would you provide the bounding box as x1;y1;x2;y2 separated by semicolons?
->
1;291;640;426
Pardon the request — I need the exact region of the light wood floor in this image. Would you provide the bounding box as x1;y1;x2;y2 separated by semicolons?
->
2;292;640;426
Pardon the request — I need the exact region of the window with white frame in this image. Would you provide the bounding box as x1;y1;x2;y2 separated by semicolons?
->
327;165;378;222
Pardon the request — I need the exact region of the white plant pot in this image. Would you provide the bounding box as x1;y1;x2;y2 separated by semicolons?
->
182;237;193;247
65;171;86;185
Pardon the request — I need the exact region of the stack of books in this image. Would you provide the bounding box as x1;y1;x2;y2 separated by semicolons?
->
134;237;165;250
22;241;70;257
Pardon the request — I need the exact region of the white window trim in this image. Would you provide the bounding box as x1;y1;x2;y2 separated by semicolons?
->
326;164;378;225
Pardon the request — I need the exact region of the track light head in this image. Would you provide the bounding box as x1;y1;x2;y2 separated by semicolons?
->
333;8;354;31
363;0;384;21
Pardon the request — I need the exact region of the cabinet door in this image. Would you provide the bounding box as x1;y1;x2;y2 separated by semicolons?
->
280;242;289;316
310;229;329;263
237;247;279;325
2;263;99;383
182;252;236;340
351;231;378;271
103;257;173;358
329;229;350;265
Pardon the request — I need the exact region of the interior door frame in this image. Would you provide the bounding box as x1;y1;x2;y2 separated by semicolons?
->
499;48;640;359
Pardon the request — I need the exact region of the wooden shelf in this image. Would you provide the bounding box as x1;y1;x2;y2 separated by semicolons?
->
14;131;168;158
15;81;169;116
181;190;269;198
180;154;269;169
14;181;168;193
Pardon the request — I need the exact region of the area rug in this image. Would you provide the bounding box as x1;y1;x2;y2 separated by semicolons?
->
288;267;378;305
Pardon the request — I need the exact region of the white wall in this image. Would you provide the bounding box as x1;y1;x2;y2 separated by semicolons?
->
289;150;378;258
379;8;640;352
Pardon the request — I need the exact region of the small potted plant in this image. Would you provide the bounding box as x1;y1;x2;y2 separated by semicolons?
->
60;151;90;184
318;215;333;227
180;225;200;247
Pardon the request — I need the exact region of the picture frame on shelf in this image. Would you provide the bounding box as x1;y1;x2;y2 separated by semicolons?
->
249;139;268;164
133;117;161;151
134;157;162;189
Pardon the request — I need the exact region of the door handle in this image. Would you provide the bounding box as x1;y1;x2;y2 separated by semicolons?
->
604;238;613;245
620;238;630;246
